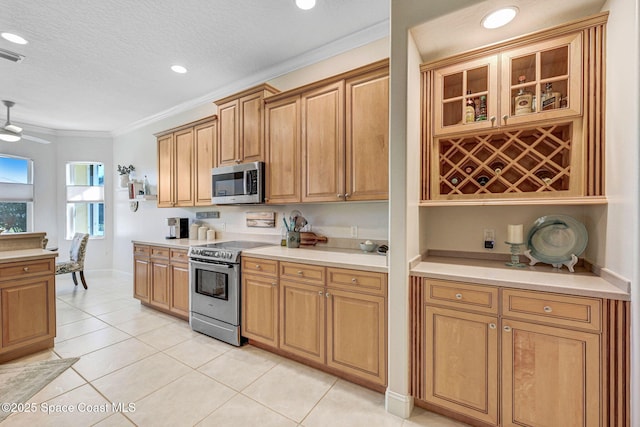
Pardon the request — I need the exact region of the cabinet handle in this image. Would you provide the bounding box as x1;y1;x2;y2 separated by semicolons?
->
502;114;509;124
489;323;496;329
504;326;512;332
490;116;496;125
325;292;331;298
337;194;343;198
297;271;303;276
455;293;462;300
23;267;29;272
318;291;323;295
543;306;553;313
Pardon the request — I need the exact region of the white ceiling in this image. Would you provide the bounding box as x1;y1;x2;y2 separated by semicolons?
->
0;0;389;133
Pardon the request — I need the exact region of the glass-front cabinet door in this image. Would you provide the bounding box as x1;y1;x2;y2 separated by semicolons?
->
433;55;498;136
500;32;582;126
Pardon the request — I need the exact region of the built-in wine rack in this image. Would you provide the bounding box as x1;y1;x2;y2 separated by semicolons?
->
434;122;576;199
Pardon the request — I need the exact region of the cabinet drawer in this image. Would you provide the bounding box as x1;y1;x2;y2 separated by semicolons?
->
424;279;498;315
0;259;54;281
170;249;189;263
133;244;150;257
243;257;278;277
327;267;387;296
502;289;601;332
280;262;325;285
150;246;170;259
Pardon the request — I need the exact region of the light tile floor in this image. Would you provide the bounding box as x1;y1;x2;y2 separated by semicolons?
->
1;272;468;427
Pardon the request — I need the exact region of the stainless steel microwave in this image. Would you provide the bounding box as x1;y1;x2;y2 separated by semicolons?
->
211;161;264;204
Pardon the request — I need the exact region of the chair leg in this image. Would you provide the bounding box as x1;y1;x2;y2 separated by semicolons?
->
72;272;78;286
80;271;88;289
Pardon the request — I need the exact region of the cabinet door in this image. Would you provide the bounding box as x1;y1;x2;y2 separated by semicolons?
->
265;96;301;204
279;279;325;363
502;319;600;427
301;81;345;202
433;55;499;136
240;91;265;163
326;289;386;385
194;120;217;206
133;257;150;302
424;306;499;425
501;32;582;126
150;261;170;310
174;128;194;206
1;277;55;349
218;100;240;166
242;273;279;347
169;262;189;319
157;134;174;207
345;70;389;201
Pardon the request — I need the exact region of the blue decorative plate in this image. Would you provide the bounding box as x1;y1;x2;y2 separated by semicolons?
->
526;215;588;264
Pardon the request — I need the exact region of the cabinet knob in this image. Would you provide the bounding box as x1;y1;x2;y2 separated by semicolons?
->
235;159;241;164
337;194;343;198
543;306;553;313
23;267;29;272
272;283;277;287
351;278;357;283
325;292;331;298
297;270;303;276
344;193;350;199
318;291;323;296
455;293;462;300
502;114;509;123
490;116;496;125
255;264;261;269
504;326;512;332
489;323;496;329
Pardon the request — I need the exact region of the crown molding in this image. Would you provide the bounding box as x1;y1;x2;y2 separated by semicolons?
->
18;122;112;139
113;19;389;137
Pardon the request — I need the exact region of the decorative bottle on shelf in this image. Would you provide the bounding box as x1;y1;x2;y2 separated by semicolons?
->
465;91;476;123
463;164;475;175
476;175;490;186
535;169;553;185
514;75;533;115
143;175;150;196
475;95;487;121
450;176;460;186
541;82;561;110
490;161;505;174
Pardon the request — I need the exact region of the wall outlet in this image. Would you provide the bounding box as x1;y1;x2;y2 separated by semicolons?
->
350;225;358;238
219;222;226;231
483;228;495;249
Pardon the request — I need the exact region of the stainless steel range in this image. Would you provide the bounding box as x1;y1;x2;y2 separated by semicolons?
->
188;240;270;346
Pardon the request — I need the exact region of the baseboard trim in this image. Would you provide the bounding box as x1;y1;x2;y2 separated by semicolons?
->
385;389;414;418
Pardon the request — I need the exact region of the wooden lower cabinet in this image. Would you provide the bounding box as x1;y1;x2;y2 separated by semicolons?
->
242;257;388;388
133;244;189;320
241;273;279;347
326;288;386;385
502;319;600;427
0;255;57;362
424;306;498;425
411;277;629;427
279;279;326;364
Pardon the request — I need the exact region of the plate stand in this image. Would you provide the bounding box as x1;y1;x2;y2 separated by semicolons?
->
524;250;578;273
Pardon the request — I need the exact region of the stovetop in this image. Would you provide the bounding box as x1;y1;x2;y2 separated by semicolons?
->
188;241;271;263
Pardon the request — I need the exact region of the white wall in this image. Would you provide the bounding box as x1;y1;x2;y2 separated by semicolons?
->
112;38;391;274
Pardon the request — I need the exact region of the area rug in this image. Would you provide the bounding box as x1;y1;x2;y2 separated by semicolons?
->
0;357;79;422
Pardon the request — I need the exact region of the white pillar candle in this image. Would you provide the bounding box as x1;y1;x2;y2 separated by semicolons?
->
507;224;524;244
198;225;208;241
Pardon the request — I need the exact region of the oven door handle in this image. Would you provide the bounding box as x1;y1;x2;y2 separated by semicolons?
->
190;259;235;269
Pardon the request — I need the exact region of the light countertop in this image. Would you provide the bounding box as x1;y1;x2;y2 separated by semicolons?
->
0;248;58;264
411;256;629;301
132;238;220;249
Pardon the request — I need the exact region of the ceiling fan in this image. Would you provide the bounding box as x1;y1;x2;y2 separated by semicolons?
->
0;100;52;144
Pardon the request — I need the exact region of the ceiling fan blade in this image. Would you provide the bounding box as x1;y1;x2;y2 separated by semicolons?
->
21;134;52;144
5;123;22;133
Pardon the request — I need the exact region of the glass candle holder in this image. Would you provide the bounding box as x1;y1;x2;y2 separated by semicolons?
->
505;241;525;268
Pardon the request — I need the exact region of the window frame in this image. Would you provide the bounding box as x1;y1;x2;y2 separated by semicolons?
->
65;161;105;240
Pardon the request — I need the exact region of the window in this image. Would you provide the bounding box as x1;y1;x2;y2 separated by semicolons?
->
0;155;34;232
66;162;105;239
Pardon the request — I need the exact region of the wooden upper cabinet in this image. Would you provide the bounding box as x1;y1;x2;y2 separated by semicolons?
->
422;13;607;203
345;69;389;201
301;81;345;203
174;128;194;207
215;84;279;167
265;95;301;204
194;120;217;206
156;116;217;208
157;134;174;207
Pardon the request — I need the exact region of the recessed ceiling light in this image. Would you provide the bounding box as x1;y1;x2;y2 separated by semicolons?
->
1;32;28;45
481;7;518;29
295;0;316;10
171;65;187;74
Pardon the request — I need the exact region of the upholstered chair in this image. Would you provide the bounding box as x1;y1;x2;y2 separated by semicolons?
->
55;233;90;289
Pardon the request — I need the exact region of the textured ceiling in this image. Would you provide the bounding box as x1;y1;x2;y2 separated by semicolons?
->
0;0;389;132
